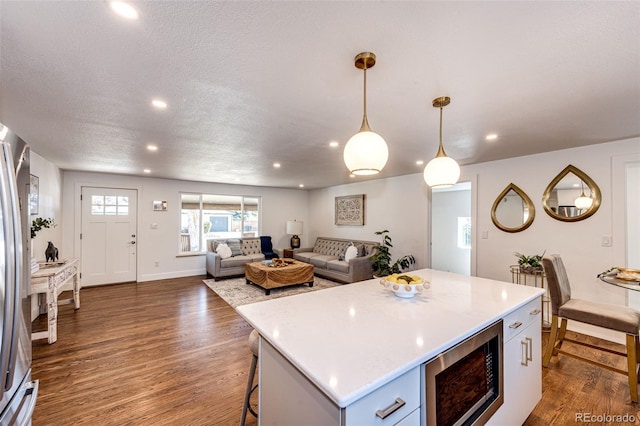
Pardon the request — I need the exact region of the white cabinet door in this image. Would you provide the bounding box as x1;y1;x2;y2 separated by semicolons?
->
260;338;421;426
260;339;341;425
489;318;541;425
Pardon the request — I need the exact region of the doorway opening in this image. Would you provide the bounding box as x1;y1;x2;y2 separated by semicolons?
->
431;181;472;275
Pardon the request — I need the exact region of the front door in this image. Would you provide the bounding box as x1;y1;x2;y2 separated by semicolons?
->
81;187;137;286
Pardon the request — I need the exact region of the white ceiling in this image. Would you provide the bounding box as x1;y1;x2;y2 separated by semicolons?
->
1;1;639;190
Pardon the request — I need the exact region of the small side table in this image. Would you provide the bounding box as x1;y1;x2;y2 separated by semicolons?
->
283;249;294;258
510;265;550;330
31;258;81;344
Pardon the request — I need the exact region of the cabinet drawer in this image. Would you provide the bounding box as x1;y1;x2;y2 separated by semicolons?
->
345;367;420;425
503;297;542;342
395;407;420;426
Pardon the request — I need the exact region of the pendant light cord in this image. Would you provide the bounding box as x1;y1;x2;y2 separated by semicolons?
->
436;106;447;157
360;65;371;132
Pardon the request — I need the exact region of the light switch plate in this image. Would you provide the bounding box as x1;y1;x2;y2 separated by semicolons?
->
602;235;612;247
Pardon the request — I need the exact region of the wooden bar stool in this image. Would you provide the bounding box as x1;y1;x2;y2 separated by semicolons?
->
240;329;259;425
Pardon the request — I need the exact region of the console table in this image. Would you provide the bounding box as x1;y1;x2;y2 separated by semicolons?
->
510;265;550;329
31;258;81;344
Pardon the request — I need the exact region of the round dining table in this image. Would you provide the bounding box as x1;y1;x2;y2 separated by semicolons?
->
599;272;640;291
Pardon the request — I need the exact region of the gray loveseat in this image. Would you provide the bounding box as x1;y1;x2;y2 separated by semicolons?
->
290;237;377;283
205;237;264;280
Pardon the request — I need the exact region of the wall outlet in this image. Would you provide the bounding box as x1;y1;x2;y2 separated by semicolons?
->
602;236;612;247
481;231;489;239
154;260;160;267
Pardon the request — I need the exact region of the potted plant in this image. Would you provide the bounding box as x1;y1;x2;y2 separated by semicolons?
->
31;217;55;239
370;230;416;277
514;251;545;273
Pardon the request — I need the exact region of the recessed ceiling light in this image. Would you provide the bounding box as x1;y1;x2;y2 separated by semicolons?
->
486;134;498;141
329;141;339;148
151;99;167;109
143;169;151;174
416;160;424;166
273;163;281;168
147;144;158;151
349;174;355;178
109;1;139;20
299;184;304;188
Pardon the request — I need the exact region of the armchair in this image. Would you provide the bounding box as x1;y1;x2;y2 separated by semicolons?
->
259;236;279;260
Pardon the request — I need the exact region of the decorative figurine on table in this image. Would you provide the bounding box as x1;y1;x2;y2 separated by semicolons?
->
45;241;59;262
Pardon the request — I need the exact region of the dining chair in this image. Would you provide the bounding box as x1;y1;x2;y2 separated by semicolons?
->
542;254;640;403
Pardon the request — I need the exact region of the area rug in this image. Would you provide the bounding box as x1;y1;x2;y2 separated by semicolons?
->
203;276;341;308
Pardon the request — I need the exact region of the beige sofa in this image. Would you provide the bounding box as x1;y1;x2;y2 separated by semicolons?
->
205;238;264;280
289;237;377;283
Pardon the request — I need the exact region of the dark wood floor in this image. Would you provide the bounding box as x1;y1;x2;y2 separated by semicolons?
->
31;276;638;425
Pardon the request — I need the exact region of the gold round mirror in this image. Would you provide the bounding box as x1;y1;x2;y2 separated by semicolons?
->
491;183;535;232
542;165;601;222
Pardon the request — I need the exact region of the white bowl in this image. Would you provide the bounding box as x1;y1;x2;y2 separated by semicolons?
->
380;277;430;298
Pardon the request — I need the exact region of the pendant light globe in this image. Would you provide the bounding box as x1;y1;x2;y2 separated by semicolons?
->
423;96;460;188
574;181;593;209
344;130;389;175
423;155;460;188
344;52;388;175
574;194;593;210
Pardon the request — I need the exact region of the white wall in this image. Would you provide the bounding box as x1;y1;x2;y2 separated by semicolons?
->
309;174;430;270
62;171;308;282
30;151;63;258
29;151;62;319
46;136;640;342
309;137;639;342
463;137;640;342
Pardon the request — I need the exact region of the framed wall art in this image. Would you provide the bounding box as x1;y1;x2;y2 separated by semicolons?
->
29;174;39;215
335;194;365;226
153;200;168;211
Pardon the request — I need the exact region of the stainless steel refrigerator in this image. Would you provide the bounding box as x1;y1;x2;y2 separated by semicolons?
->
0;122;39;425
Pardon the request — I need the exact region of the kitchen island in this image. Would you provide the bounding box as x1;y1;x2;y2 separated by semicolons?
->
237;268;545;425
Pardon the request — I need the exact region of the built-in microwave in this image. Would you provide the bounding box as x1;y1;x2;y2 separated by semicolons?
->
424;320;503;426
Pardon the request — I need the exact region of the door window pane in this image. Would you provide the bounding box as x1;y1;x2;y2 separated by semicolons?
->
91;195;130;216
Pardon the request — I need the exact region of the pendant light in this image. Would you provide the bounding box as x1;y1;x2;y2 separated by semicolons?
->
343;52;389;175
423;96;460;188
574;180;593;209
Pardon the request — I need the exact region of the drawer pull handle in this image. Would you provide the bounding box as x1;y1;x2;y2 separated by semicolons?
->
521;336;534;366
375;397;406;419
529;309;541;316
509;321;523;329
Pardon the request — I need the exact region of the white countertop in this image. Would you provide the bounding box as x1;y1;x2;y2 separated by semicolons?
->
236;268;544;407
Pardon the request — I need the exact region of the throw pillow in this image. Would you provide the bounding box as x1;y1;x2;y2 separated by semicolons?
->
345;245;358;262
226;239;243;257
341;242;354;259
216;243;232;259
354;243;365;257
